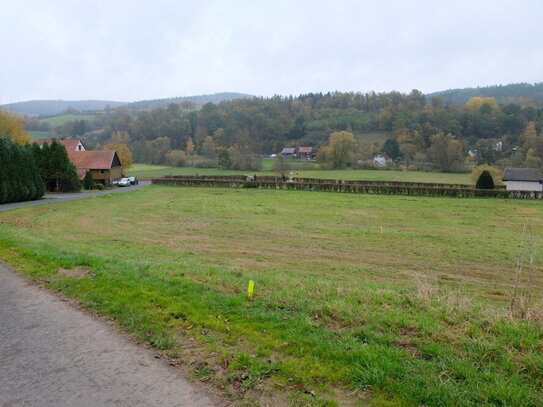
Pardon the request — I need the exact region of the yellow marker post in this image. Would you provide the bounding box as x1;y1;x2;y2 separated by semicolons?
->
247;280;255;300
380;225;383;234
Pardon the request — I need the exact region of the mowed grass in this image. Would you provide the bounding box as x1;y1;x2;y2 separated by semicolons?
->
129;163;472;184
0;186;542;406
39;114;96;127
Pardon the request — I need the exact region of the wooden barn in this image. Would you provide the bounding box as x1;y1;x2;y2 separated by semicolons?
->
68;150;123;186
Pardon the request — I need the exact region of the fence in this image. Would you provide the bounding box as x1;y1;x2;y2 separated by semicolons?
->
152;176;541;199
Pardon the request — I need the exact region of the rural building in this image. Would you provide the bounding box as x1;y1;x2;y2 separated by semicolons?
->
68;150;123;186
280;147;296;158
502;168;543;191
297;146;315;160
373;153;392;167
35;139;87;151
36;139;122;186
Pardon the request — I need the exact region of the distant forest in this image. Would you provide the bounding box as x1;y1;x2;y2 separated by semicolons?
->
1;93;254;117
22;85;543;173
428;82;543;106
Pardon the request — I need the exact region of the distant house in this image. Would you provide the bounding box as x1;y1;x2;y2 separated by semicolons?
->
297;147;315;160
280;147;296;158
373;153;392;167
35;139;87;151
502;168;543;192
68;150;123;186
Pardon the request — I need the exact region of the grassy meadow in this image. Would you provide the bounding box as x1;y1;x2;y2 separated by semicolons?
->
30;130;51;140
0;186;542;406
129;162;472;185
39;114;96;127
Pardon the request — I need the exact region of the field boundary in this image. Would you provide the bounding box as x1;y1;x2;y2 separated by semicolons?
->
153;176;540;199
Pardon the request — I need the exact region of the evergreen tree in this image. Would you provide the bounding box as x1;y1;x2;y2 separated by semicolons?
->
33;140;81;192
475;170;495;189
83;171;95;190
0;138;45;204
382;138;401;160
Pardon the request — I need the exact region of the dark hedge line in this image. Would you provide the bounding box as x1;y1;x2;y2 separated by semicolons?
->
153;177;541;199
0;138;45;204
162;174;508;190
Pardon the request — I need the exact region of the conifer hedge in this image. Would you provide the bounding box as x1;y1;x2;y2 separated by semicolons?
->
0;138;45;204
31;140;81;192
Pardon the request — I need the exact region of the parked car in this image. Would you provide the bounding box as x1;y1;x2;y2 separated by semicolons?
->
128;176;137;185
111;180;119;186
118;178;131;187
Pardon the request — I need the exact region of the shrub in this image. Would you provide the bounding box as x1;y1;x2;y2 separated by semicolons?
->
95;183;105;190
476;170;495;189
471;165;503;186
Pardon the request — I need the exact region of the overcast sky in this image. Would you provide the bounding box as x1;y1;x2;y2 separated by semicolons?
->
1;0;542;104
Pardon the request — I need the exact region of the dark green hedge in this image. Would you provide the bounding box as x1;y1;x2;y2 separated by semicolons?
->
153;177;540;199
0;138;45;204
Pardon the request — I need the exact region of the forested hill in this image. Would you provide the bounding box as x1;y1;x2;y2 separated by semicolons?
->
1;93;255;117
0;100;126;117
428;83;543;106
125;92;255;109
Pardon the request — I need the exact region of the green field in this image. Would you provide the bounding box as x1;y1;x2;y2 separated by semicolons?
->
30;130;51;140
40;114;96;127
356;131;393;148
0;186;541;406
129;163;472;184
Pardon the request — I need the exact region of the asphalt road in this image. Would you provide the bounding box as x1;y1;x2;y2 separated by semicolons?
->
0;264;220;407
0;182;151;212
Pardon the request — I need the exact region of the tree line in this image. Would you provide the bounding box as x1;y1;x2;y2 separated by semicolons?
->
23;89;543;173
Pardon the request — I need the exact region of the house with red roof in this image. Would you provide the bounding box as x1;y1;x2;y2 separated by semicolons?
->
36;139;123;186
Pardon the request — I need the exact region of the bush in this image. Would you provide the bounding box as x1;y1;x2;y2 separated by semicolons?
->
95;183;105;190
471;165;503;186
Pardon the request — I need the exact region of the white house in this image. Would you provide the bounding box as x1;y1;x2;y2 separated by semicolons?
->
502;168;543;192
373;153;392;167
35;139;87;151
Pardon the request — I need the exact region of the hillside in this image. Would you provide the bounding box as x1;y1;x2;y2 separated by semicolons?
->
1;93;255;117
0;100;125;117
125;92;255;109
428;82;543;106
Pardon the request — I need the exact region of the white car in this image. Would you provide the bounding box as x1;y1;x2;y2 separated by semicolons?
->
117;178;131;187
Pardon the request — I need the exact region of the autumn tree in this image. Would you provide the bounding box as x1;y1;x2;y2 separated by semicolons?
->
400;143;416;169
186;138;195;155
321;131;358;169
0;110;31;145
103;132;133;170
202;136;216;158
165;150;187;167
427;133;465;173
272;154;290;179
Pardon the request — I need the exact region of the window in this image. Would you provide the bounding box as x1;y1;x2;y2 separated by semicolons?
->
100;169;105;174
